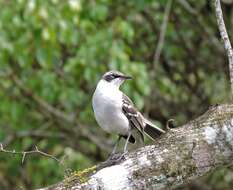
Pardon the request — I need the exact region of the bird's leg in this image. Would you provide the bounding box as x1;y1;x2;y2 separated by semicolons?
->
123;132;131;153
140;131;145;146
111;135;122;155
106;134;130;163
106;136;124;162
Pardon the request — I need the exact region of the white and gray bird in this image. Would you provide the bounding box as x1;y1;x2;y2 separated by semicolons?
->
92;70;165;155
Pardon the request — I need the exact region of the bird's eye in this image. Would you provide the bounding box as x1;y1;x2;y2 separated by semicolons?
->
108;74;118;80
111;74;117;79
104;73;118;81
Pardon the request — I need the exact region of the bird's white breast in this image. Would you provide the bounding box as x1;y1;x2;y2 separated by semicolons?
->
92;80;129;135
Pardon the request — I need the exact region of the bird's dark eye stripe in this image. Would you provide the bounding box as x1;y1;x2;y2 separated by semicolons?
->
112;74;120;78
103;73;122;81
104;74;116;81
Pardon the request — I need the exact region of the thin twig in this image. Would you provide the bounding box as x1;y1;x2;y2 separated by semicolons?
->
153;0;173;66
177;0;197;15
0;143;60;164
214;0;233;97
166;118;175;130
175;0;223;56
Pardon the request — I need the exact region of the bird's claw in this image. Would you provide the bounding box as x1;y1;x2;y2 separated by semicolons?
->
98;151;128;169
107;151;127;162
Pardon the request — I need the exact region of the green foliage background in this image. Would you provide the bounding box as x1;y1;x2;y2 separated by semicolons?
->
0;0;232;189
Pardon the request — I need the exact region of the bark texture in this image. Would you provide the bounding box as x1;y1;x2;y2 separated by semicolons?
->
38;104;233;190
214;0;233;96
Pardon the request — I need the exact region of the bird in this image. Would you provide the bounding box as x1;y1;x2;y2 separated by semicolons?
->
92;70;165;155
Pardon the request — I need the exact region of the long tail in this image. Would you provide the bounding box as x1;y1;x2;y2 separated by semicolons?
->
144;119;165;141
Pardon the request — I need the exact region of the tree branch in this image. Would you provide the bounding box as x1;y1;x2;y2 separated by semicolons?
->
0;144;60;164
38;104;233;190
153;0;172;66
214;0;233;96
177;0;197;15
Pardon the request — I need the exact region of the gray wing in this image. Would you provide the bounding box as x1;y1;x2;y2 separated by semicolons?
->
122;94;145;141
122;94;165;141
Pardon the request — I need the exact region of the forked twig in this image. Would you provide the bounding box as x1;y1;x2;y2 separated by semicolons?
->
0;143;60;164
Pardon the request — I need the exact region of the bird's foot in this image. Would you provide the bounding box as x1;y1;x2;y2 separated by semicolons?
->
106;151;127;164
98;152;128;169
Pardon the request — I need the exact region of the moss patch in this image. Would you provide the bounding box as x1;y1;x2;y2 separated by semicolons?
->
63;165;97;188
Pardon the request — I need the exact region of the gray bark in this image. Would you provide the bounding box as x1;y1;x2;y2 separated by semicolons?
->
214;0;233;96
38;104;233;190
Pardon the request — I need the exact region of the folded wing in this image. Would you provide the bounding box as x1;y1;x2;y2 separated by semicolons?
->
122;94;165;141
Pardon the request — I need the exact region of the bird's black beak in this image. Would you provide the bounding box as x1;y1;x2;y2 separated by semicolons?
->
121;75;132;80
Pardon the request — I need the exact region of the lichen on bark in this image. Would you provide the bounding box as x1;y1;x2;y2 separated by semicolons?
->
39;104;233;190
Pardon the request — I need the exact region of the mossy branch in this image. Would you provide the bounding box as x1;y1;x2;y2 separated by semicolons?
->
38;104;233;190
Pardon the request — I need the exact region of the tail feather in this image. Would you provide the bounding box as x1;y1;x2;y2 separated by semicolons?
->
144;119;165;141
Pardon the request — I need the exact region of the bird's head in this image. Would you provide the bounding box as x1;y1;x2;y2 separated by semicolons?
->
102;70;132;88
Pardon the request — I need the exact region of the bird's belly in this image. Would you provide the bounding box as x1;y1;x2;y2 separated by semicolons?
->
99;110;129;135
93;96;129;135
